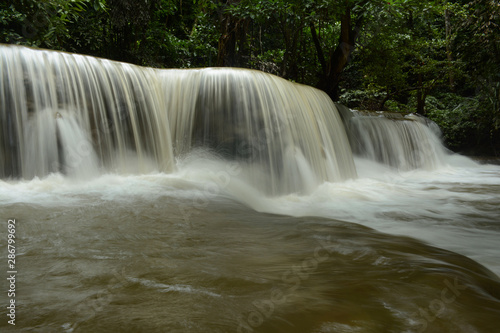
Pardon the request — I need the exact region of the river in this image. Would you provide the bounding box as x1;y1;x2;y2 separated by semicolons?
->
1;45;499;332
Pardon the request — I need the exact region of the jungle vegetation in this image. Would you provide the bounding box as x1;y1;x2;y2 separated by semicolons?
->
1;0;499;155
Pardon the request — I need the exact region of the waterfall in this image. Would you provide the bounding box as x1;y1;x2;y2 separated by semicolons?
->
0;44;454;194
0;45;174;179
338;105;448;170
0;45;356;194
161;68;356;194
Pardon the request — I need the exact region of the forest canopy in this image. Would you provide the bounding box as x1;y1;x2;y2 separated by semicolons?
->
1;0;499;155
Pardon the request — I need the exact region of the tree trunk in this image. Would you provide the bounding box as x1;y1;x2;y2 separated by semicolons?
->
416;73;425;115
445;9;455;90
216;1;249;67
310;22;327;76
315;7;360;101
217;14;237;67
279;12;301;80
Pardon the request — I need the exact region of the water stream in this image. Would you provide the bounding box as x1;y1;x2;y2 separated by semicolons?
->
1;45;499;332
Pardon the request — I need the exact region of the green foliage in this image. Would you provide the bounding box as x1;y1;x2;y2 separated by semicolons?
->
425;93;496;152
248;49;284;75
339;89;388;111
0;4;26;44
0;0;92;50
0;0;499;154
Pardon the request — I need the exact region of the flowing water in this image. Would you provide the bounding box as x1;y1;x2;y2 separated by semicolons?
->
1;45;500;333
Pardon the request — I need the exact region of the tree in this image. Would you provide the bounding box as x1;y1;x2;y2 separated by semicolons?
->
311;2;363;101
0;0;92;50
457;0;500;124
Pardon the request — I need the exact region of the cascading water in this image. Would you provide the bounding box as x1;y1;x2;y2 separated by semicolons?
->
1;45;174;179
162;68;356;194
1;45;500;333
0;45;355;194
337;104;448;170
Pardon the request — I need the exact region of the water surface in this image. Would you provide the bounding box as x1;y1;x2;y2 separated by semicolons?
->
1;154;499;333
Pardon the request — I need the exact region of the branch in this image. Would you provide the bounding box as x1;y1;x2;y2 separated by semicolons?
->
309;22;327;75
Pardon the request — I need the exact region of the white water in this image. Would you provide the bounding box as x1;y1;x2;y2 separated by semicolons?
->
1;45;355;195
342;109;448;170
240;156;500;275
1;45;499;277
2;151;499;278
1;45;500;332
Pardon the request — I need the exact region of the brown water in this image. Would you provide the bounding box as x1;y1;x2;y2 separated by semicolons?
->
1;157;500;333
1;45;499;333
